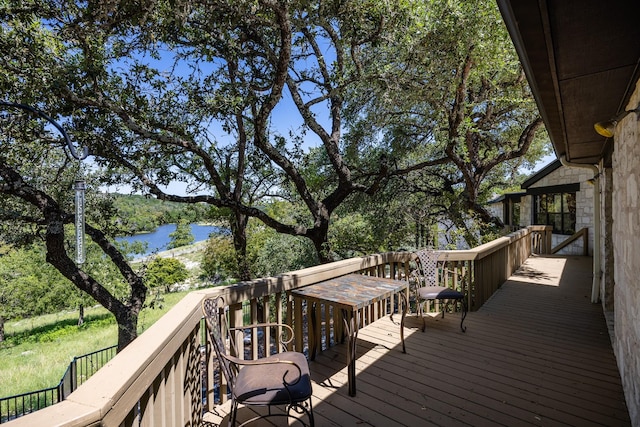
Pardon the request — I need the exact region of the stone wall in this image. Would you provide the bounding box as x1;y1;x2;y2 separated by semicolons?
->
520;165;595;255
487;202;502;220
611;79;640;424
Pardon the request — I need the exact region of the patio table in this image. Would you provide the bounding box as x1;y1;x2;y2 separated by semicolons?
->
289;273;408;396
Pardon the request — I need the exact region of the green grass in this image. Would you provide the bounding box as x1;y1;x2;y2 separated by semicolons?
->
0;291;190;398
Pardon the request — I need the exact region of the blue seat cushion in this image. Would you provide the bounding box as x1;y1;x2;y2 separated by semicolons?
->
418;286;464;300
234;351;312;405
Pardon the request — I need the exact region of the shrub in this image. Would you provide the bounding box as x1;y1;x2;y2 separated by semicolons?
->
144;257;189;292
201;235;237;280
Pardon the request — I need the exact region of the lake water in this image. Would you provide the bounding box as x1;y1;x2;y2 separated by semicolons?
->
115;223;222;257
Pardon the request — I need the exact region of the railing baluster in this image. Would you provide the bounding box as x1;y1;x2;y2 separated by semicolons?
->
262;295;271;355
250;298;258;360
292;296;302;353
323;303;330;352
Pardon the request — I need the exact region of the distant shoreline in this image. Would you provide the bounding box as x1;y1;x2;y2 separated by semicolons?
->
118;223;224;260
131;239;208;264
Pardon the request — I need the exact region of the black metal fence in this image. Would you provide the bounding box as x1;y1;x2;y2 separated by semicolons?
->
0;345;117;424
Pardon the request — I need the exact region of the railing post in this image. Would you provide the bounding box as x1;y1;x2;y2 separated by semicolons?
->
466;260;474;311
544;226;552;253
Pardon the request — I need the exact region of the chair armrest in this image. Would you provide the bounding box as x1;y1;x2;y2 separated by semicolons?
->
407;270;424;287
220;352;305;386
229;322;296;346
221;352;280;366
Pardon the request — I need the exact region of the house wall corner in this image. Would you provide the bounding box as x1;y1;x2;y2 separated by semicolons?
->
611;78;640;424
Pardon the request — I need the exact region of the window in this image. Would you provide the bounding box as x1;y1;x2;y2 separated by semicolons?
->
510;200;521;227
534;192;576;235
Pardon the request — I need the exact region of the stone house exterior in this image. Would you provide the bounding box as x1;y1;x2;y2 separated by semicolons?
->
488;160;594;255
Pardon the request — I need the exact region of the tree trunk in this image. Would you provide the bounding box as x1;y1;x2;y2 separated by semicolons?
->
115;310;139;352
78;304;84;326
310;218;333;264
464;191;504;230
230;211;251;281
44;220;145;351
0;316;4;342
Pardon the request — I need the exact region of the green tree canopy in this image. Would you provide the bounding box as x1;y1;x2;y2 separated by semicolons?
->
144;257;189;292
343;0;550;246
167;222;194;249
0;0;551;310
4;0;441;269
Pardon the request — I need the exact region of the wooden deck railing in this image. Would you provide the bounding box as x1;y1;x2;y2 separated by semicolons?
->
4;226;551;427
552;227;589;255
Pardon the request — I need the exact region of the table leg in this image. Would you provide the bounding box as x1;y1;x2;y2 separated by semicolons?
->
335;307;344;344
400;291;408;353
389;290;409;353
343;311;359;396
309;301;318;360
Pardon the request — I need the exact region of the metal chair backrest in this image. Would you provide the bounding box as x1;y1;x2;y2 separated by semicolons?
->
416;248;440;287
202;296;237;393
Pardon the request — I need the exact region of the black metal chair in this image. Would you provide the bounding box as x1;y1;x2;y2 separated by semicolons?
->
409;248;467;332
202;296;314;427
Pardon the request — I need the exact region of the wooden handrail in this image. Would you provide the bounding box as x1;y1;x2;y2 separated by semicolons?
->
4;226;544;426
552;227;588;255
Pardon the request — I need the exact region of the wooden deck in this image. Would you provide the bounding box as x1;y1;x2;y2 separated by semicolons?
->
203;255;631;426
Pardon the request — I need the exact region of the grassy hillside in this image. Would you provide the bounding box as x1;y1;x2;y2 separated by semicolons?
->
0;233;226;400
0;291;189;398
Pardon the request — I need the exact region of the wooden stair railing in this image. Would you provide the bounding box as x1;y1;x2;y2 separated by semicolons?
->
552;227;588;255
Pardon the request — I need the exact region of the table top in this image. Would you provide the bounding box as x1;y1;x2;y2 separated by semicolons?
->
289;273;408;311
